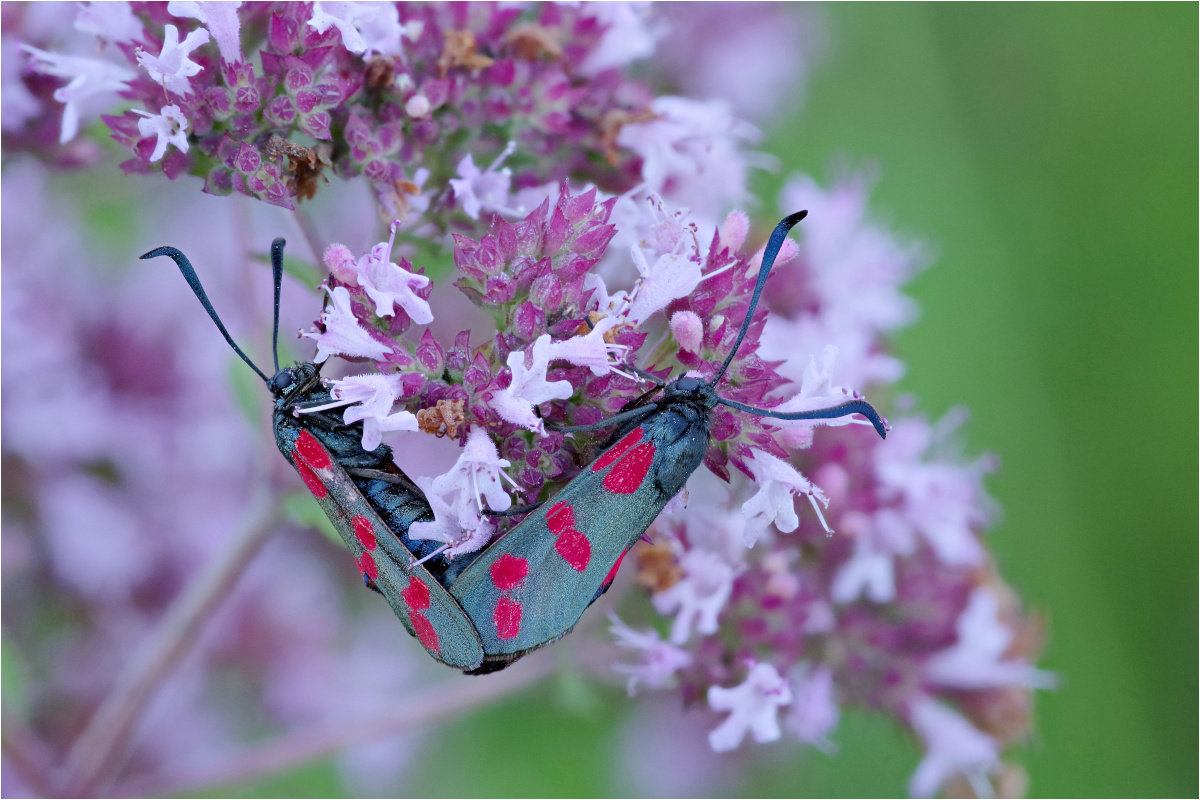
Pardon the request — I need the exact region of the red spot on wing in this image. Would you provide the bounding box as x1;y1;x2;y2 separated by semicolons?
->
409;612;440;653
555;530;591;571
296;460;328;499
602;440;657;494
295;430;333;470
545;502;592;571
494;597;522;639
490;554;529;590
353;515;377;550
546;502;575;534
401;576;431;610
358;551;379;581
591;427;644;472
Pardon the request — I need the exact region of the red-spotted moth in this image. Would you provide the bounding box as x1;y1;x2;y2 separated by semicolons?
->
144;211;885;674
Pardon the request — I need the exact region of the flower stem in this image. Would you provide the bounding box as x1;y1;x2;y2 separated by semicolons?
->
60;490;281;797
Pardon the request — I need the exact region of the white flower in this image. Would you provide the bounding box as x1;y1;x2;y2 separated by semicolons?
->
301;286;392;364
490;335;574;435
449;142;517;219
707;662;793;752
295;373;416;452
75;1;144;45
136;23;210;97
926;588;1057;691
133;104;189;162
430;427;515;516
3;40;42;133
407;476;494;559
352;223;433;323
308;1;407;59
769;346;869;448
609;612;693;696
741;449;830;546
547;317;626;377
579;1;661;77
21;46;134;143
168;1;243;62
404;93;430;118
785;664;839;751
651;548;734;644
626;244;703;325
908;696;1001;798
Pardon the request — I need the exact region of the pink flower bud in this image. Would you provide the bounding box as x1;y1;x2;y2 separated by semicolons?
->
323;243;358;283
720;210;749;252
670;310;704;353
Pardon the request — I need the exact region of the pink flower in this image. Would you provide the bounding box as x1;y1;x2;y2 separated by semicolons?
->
908;696;1001;798
579;2;662;77
75;1;144;46
301;286;392;364
548;317;628;377
133;104;189;162
741;449;831;545
608;612;693;696
407;477;494;559
925;588;1057;690
307;1;410;59
136;23;210;97
670;310;703;353
785;664;840;750
21;46;134;143
296;373;415;452
449;142;517;220
707;661;793;752
490;335;574;435
167;1;243;62
430;427;516;516
352;223;433;323
627;243;704;325
652;548;734;644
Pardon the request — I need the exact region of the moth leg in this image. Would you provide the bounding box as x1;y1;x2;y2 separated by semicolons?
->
482;501;545;517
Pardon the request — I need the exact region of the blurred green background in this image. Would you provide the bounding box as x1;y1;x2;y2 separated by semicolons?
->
218;4;1197;796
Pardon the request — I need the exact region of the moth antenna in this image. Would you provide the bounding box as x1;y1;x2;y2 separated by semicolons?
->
717;396;888;439
141;245;270;383
709;210;807;388
270;237;286;374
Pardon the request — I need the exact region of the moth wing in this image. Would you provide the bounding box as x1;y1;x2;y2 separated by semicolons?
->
284;428;484;671
450;424;679;658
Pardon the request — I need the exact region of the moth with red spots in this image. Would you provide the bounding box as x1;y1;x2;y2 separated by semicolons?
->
144;211;886;675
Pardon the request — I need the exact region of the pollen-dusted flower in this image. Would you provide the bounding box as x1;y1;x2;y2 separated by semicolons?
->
608;612;693;696
135;23;210;97
167;1;244;63
652;548;735;644
133;104;189;162
302;285;392;364
490;335;574;435
707;661;793;752
741;449;831;545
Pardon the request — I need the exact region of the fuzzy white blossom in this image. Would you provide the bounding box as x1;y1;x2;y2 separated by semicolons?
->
75;1;144;45
449;142;517;220
926;588;1056;690
741;449;831;546
908;696;1001;798
167;1;243;62
302;286;392;364
308;1;413;59
21;46;134;143
548;317;627;377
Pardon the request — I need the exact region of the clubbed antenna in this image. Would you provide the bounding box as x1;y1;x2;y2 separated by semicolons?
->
717;396;888;439
141;245;270;384
709;210;808;388
270;237;286;374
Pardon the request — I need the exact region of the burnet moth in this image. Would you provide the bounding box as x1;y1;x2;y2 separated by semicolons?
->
145;210;886;675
